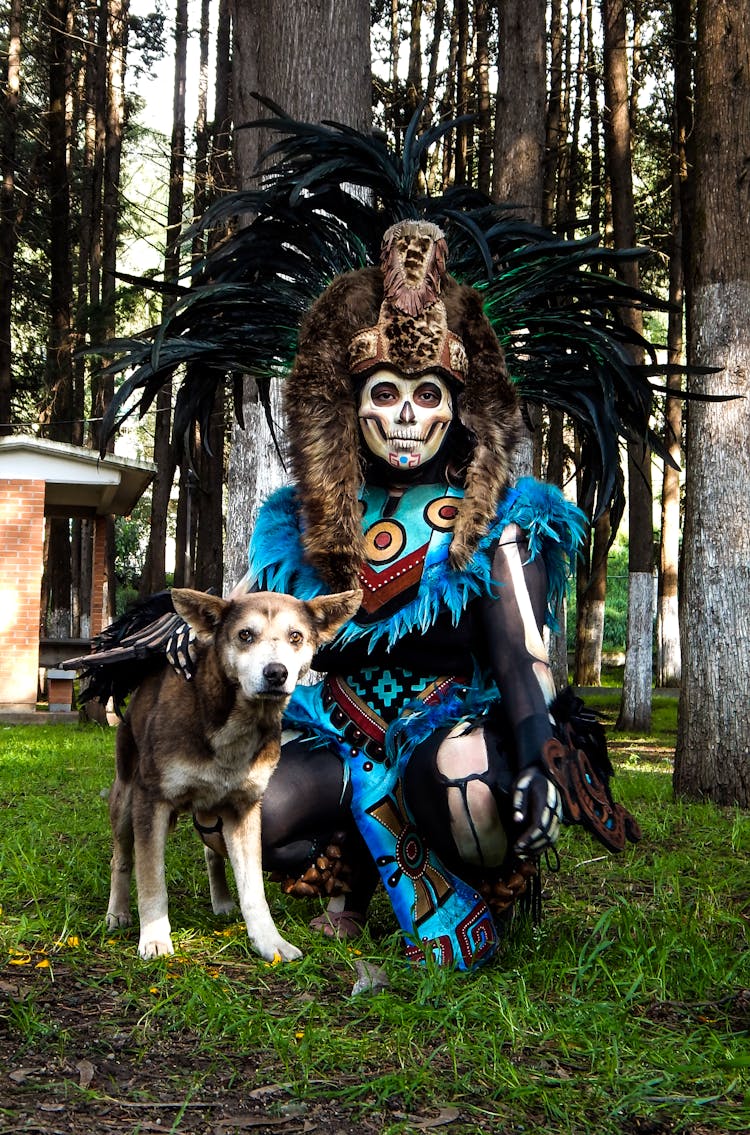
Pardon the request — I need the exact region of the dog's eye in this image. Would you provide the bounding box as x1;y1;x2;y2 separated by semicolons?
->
238;628;255;643
289;630;304;646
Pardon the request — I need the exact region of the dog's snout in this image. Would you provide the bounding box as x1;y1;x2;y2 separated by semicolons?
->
263;662;288;689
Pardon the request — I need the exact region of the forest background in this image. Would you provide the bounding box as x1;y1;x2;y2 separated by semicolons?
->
0;0;748;805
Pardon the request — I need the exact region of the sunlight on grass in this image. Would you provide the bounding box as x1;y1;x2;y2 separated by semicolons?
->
1;719;748;1134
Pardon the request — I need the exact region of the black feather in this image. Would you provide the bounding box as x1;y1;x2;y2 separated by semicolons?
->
60;592;179;715
95;104;718;524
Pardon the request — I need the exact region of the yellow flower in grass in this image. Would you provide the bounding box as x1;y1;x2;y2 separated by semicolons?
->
53;936;80;949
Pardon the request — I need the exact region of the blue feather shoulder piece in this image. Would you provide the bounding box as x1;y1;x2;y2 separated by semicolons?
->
249;479;586;649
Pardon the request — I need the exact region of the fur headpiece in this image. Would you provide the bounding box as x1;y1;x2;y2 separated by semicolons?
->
348;221;468;383
284;223;522;591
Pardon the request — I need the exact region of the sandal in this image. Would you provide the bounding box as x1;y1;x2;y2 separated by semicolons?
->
309;910;366;940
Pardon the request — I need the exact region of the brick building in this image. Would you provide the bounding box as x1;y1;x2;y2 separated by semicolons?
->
0;436;154;714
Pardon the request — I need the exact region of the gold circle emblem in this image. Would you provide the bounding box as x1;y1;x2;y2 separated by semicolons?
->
424;496;461;532
363;520;406;563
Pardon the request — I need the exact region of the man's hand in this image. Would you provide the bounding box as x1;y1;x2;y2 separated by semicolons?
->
512;769;562;856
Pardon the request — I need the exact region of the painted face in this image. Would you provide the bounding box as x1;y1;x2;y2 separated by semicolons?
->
358;371;454;470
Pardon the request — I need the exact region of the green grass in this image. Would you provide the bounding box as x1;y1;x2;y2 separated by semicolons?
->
1;716;748;1134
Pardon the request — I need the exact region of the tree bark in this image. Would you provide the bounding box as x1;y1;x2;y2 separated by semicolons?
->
424;0;446;120
657;3;691;688
542;0;564;228
210;0;232;197
45;0;75;638
602;0;652;732
674;0;750;805
494;0;545;223
0;0;22;435
224;0;371;594
139;0;187;598
494;0;546;480
565;0;587;237
405;0;423;118
474;0;492;195
453;0;470;184
575;506;610;686
586;0;603;234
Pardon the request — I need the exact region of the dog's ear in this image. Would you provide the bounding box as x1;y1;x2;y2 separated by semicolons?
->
305;589;362;644
171;588;228;641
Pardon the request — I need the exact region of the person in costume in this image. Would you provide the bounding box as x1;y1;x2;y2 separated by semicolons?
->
65;112;663;971
230;219;639;969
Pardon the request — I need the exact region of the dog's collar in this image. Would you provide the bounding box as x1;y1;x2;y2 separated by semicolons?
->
193;813;224;836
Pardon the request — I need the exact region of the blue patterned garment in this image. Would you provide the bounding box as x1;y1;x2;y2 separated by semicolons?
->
249;477;586;970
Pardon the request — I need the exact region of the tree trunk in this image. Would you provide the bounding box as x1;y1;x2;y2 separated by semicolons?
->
542;0;564;228
602;0;652;732
586;0;603;233
565;0;587;237
140;0;187;598
474;0;492;195
405;0;423;118
453;0;470;183
575;506;610;686
90;0;128;622
424;0;446;119
441;15;459;185
658;5;691;688
674;0;750;805
494;0;545;223
95;0;128;442
224;0;371;594
494;0;546;478
210;0;232;197
0;0;22;435
45;0;75;638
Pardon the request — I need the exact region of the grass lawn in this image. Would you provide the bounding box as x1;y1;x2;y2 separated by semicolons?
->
1;698;748;1134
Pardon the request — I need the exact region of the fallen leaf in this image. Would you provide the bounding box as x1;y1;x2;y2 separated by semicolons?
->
351;959;390;996
9;1068;35;1084
393;1107;461;1129
76;1059;95;1088
246;1083;292;1099
213;1115;292;1131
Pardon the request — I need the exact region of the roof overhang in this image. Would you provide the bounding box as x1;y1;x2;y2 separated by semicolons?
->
0;435;155;517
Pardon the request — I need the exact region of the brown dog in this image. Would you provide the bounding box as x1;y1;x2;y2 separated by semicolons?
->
105;587;361;962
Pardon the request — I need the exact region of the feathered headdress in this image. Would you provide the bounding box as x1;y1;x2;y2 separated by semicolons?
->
283;218;520;588
96;101;695;586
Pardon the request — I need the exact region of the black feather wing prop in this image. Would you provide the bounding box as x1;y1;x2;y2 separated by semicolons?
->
98;103;699;521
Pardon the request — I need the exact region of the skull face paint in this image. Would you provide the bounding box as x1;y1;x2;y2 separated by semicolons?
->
358;370;453;470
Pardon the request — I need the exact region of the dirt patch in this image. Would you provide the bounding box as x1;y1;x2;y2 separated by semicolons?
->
1;965;393;1135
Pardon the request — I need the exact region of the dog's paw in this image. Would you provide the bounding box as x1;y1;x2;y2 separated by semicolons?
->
138;916;174;960
138;937;175;960
106;910;132;930
254;934;303;963
212;899;237;917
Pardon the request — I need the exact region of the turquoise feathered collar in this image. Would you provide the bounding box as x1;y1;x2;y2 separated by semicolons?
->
248;477;586;652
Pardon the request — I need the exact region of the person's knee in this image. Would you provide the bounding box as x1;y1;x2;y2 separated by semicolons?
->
437;731;509;868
